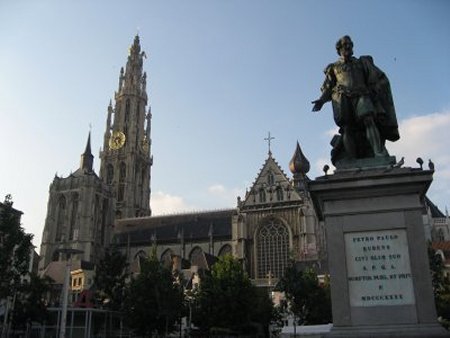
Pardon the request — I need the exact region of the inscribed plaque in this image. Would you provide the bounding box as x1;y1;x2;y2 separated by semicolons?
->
344;229;415;307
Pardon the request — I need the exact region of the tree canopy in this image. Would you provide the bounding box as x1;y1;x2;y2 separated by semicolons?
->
192;254;278;336
94;245;128;310
11;273;52;330
123;249;183;337
428;243;450;329
0;194;33;300
276;264;332;326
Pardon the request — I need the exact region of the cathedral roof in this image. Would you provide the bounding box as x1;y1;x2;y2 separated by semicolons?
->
114;209;235;246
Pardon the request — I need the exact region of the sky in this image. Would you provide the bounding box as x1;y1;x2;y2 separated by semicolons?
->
0;0;449;247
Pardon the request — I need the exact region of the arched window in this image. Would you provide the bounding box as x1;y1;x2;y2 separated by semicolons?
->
189;247;204;268
160;249;173;269
118;162;126;202
218;244;232;257
119;162;126;182
267;172;274;186
256;218;289;279
56;195;66;241
259;188;266;203
125;99;131;124
276;186;284;201
134;250;147;260
69;193;79;240
106;164;114;185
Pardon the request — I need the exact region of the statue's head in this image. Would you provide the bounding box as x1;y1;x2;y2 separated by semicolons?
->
336;35;354;56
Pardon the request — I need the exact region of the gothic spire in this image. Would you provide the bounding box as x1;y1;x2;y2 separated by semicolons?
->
119;35;147;95
80;131;94;172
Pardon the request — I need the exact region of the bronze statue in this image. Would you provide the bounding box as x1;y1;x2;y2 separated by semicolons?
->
312;36;399;167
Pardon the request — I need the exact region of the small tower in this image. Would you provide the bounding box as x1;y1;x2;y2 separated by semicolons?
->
99;35;152;219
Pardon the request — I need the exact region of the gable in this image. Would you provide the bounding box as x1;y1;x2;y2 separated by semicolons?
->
241;155;301;209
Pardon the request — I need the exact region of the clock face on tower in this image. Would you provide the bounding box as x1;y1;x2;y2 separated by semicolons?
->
109;130;126;150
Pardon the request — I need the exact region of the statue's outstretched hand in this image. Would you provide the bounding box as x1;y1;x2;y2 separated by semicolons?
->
312;99;324;112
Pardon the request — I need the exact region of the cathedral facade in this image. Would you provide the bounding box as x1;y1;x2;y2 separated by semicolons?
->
38;35;325;289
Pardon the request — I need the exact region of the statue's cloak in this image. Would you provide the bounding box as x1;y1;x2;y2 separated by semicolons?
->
360;55;400;141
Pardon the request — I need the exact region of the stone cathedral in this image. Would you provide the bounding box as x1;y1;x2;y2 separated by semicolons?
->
38;36;325;291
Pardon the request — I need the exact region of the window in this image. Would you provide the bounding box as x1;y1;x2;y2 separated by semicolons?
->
106;164;114;184
189;247;204;268
118;162;126;202
119;162;126;182
125;99;131;123
69;194;78;240
276;186;284;201
218;244;232;257
256;219;289;279
56;195;66;241
267;172;274;186
160;249;173;269
437;229;445;241
259;188;266;203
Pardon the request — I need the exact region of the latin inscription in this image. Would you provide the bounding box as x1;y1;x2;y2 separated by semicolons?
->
344;229;415;307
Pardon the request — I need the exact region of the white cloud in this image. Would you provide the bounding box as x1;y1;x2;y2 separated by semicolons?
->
388;111;450;209
150;191;195;215
207;183;244;206
325;126;339;138
208;184;226;195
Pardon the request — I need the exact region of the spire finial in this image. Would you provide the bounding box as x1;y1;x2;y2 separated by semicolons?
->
264;132;275;156
80;130;94;172
289;141;310;175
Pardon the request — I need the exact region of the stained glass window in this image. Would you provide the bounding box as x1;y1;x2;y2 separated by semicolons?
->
256;219;289;279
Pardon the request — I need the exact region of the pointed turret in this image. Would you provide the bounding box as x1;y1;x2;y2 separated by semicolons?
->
80;132;94;172
289;142;310;192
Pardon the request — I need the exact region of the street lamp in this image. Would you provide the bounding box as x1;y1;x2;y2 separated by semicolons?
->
56;248;83;338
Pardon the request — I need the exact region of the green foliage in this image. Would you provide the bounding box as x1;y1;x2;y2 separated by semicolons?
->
94;245;128;310
0;194;33;300
123;250;183;337
11;273;52;328
428;243;450;329
192;254;278;336
276;264;332;325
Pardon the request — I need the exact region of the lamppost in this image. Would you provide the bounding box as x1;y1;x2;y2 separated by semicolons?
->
57;248;83;338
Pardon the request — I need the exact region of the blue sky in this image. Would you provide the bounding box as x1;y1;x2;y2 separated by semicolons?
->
1;0;449;246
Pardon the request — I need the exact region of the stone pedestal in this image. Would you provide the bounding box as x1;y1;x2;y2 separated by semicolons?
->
309;167;447;337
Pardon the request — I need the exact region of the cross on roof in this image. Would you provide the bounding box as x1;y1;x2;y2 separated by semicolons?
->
264;132;275;155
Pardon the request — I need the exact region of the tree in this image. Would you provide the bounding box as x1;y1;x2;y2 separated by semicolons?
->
0;194;33;300
276;264;332;326
428;243;450;329
11;273;52;332
94;245;128;310
192;254;278;336
123;249;183;337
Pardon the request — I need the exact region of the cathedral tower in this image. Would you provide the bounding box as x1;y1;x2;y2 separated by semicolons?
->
39;133;114;271
99;35;152;219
